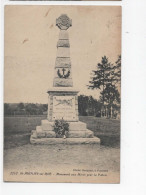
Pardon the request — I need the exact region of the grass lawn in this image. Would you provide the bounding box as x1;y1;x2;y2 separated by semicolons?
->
4;116;120;149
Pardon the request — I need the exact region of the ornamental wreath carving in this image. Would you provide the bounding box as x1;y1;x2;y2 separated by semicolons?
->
56;14;72;30
57;68;70;79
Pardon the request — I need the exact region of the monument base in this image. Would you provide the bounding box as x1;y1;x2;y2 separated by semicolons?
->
30;120;100;145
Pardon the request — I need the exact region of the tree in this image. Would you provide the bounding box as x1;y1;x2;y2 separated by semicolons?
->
25;103;38;115
87;96;102;116
88;55;121;118
18;102;25;110
112;55;121;86
88;56;113;105
78;95;88;116
42;104;48;112
78;95;102;116
4;103;11;115
100;83;120;105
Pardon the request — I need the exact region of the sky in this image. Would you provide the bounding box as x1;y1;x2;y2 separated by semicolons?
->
4;5;121;103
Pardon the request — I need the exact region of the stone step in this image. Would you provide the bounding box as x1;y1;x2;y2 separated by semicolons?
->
46;131;56;138
41;120;54;131
41;120;87;131
35;126;56;138
30;137;100;145
31;131;37;139
36;126;45;138
67;130;94;138
69;121;87;131
33;128;94;138
36;126;42;131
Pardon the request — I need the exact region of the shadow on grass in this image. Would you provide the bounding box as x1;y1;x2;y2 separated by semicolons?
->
96;134;120;148
4;134;31;149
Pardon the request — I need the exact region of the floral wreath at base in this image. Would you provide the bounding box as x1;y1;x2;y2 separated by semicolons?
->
53;119;69;138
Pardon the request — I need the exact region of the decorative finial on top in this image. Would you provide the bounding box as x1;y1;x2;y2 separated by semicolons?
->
56;14;72;30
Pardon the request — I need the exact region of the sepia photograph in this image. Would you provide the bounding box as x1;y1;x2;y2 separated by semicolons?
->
4;5;121;183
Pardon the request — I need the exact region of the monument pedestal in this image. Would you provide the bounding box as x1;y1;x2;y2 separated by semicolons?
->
30;101;100;144
30;120;100;144
30;88;100;145
47;87;79;122
30;121;100;144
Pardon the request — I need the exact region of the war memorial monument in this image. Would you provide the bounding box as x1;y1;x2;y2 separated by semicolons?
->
30;14;100;145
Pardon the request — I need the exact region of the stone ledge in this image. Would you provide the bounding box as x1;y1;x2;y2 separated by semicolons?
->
36;126;42;132
55;57;71;68
30;137;100;145
59;30;69;40
31;131;38;139
32;129;94;138
36;126;45;138
41;120;87;131
41;120;54;131
46;131;56;138
57;47;70;58
68;129;94;138
57;40;70;48
69;121;87;130
47;87;79;93
53;78;73;87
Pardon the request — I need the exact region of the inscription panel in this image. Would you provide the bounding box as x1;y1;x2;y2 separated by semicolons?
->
52;96;76;121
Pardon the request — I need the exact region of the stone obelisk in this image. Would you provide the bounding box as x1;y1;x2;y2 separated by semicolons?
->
47;14;79;122
53;15;73;88
30;14;100;144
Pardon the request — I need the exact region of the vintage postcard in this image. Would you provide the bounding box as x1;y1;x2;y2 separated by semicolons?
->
4;5;121;183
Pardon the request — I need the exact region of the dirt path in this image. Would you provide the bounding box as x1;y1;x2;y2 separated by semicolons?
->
4;144;120;172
